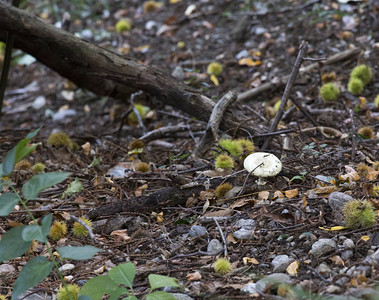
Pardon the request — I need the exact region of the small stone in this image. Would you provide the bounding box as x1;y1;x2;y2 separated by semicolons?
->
328;192;354;212
169;293;194;300
343;238;355;249
59;263;75;275
271;255;294;273
341;250;353;260
235;219;255;229
310;239;337;257
255;273;291;293
317;262;332;275
0;264;15;276
207;239;223;255
172;66;185;80
241;282;258;294
233;228;254;240
189;225;207;237
324;285;341;294
32;96;46;110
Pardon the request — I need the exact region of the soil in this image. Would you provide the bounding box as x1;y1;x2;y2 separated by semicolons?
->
0;0;378;299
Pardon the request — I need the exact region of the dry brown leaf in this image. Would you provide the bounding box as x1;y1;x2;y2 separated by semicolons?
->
302;196;308;207
330;255;345;266
230;198;250;209
186;196;197;207
242;257;259;265
308;185;339;195
186;271;202;281
366;169;379;181
203;208;233;218
227;233;238;244
81;142;91;156
340;165;360;181
258;190;270;200
110;229;131;242
286;261;299;276
285;188;298;198
273;190;284;199
135;184;148;197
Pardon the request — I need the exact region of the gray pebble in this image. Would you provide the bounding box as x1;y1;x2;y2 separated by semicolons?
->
235;219;255;229
0;263;15;276
207;239;223;255
189;225;207;237
310;239;337;257
255;273;292;292
233;228;254;240
271;255;294;273
328;192;354;212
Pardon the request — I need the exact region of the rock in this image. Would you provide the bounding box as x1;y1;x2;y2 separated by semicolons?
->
341;250;354;260
207;239;223;255
32;96;46;110
235;219;255;229
317;262;332;275
170;293;194;300
59;263;75;275
328;192;354;212
189;225;207;237
241;282;258;294
324;285;341;294
0;263;15;276
310;239;337;257
364;248;379;265
224;186;243;198
255;273;291;293
271;255;294;273
343;238;355;249
233;228;254;240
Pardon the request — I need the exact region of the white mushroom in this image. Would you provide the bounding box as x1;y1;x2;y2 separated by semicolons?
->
243;152;282;185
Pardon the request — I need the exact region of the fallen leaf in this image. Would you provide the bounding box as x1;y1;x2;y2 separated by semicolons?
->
157;212;164;223
227;233;238;244
258;190;270;200
319;226;346;231
210;74;219;86
242;257;259;265
286;261;299;276
238;58;262;66
302;196;308;207
82;142;91;156
273;190;284;199
203;208;233;217
359;235;370;242
285;188;298;198
307;185;339;195
230;198;250;209
110;229;131;242
186;271;202;281
340;165;360;181
330;255;345;266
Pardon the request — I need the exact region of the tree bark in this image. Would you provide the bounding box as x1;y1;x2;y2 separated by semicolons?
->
0;1;265;135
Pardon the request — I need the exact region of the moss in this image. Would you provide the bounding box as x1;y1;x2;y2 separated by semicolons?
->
214;258;232;275
207;62;223;76
350;64;372;85
357;126;375;139
56;284;80;300
32;163;46;174
49;221;68;241
319;83;340;102
214;183;233;198
347;77;364;95
47;132;79;151
115;19;132;33
215;154;234;170
342;200;376;229
135;162;150;173
143;1;163;13
14;160;31;170
218;139;243;158
72;217;92;237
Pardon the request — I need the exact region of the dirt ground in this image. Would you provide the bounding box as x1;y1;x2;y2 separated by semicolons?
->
0;0;379;299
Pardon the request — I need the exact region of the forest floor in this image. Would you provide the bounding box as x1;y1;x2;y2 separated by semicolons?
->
0;0;379;299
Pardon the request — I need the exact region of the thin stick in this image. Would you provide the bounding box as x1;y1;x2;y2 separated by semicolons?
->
71;215;96;241
349;109;357;161
213;218;228;257
262;41;308;149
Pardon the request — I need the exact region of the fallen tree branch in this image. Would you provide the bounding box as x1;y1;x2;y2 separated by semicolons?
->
0;1;265;136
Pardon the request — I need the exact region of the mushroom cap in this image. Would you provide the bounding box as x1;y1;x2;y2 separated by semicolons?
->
243;152;282;177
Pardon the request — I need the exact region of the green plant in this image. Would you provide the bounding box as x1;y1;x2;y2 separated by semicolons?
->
350;64;372;85
128;104;151;125
290;171;308;182
347;77;364;95
319;82;340;102
47;131;79;151
215;154;234;170
218;139;243;158
0;129;102;300
375;94;379;107
79;262;180;300
32;162;46;174
342;200;376;229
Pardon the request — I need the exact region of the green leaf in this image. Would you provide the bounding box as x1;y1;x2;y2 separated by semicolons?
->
22;172;71;200
62;178;83;198
12;256;53;300
0;226;31;261
57;245;102;260
78;296;92;300
22;214;52;243
146;291;178;300
79;276;119;300
108;262;136;289
0;192;19;216
108;287;130;300
148;274;180;292
1;129;40;176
